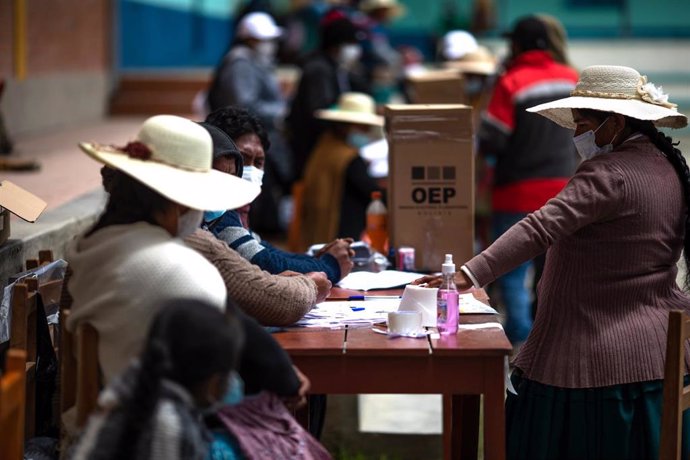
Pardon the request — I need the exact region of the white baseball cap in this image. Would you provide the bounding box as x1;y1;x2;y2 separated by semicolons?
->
237;12;283;40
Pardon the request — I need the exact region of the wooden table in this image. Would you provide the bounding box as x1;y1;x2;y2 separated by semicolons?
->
275;287;511;460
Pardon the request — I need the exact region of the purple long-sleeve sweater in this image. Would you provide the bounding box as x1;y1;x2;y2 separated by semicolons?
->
466;135;690;388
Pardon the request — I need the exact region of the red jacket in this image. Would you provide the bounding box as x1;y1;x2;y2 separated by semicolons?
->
479;50;579;212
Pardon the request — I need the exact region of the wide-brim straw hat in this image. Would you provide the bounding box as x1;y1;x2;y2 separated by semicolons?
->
528;65;688;129
79;115;260;211
315;92;384;127
443;46;497;76
359;0;406;18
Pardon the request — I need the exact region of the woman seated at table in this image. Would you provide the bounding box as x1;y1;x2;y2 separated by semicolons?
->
415;65;690;459
66;115;309;408
187;122;332;326
301;92;383;247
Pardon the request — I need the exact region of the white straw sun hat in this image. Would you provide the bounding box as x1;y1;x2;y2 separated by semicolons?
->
315;92;384;127
79;115;260;211
528;65;688;129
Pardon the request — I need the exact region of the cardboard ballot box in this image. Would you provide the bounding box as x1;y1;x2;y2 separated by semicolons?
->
385;104;474;272
0;181;47;246
406;69;467;105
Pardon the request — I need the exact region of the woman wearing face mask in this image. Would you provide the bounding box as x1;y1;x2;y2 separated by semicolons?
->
66;115;259;384
70;299;244;460
301;92;383;246
414;65;690;459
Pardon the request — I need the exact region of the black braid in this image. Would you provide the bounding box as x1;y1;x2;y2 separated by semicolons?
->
627;117;690;289
112;338;169;460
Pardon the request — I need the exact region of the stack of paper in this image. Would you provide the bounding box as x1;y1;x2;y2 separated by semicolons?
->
294;299;401;329
337;270;425;291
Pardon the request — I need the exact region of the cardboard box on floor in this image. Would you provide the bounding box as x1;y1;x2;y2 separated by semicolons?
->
0;180;47;246
406;69;467;105
385;104;474;272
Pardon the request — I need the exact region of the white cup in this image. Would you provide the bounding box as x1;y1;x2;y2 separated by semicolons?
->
387;310;423;336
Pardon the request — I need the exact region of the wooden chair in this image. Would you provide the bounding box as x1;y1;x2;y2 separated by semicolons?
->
10;279;38;439
660;310;690;459
59;309;100;430
0;349;27;460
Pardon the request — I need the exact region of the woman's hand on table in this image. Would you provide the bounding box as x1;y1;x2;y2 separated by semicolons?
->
318;238;355;278
411;271;474;290
411;274;442;287
307;271;332;303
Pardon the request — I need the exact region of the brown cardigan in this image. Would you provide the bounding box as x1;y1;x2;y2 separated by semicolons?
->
466;135;690;388
185;229;317;327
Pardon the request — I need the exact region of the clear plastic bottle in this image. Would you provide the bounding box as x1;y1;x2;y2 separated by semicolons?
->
366;191;388;254
437;254;459;335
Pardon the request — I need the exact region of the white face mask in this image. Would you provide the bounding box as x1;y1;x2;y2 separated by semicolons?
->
255;41;277;63
177;209;203;238
338;44;362;68
572;117;618;161
241;165;264;187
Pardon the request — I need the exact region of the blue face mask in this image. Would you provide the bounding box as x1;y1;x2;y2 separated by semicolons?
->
203;210;226;223
347;132;371;150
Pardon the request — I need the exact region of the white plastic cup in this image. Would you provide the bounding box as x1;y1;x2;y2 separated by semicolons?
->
387;311;423;336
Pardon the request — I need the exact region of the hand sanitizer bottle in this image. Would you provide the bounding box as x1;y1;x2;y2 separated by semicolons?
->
437;254;459;335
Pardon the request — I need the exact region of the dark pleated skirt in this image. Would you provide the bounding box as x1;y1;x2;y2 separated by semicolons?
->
506;372;690;460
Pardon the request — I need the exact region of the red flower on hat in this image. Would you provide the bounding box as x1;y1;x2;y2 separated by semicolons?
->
121;141;153;160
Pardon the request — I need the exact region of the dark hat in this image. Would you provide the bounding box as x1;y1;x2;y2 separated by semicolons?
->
197;122;244;178
320;12;362;50
503;16;549;51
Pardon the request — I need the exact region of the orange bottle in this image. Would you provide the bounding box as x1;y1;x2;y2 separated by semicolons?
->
366;191;388;254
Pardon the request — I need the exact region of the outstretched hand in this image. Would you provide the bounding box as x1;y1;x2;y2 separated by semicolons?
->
411;271;474;291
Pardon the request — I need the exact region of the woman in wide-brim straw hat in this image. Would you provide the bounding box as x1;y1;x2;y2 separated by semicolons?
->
66;115;260;384
302;92;384;248
415;65;690;459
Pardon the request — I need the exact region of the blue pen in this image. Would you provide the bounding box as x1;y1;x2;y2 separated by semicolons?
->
348;295;401;301
350;306;365;312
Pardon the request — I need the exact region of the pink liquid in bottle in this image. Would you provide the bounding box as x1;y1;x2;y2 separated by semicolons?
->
437;288;459;335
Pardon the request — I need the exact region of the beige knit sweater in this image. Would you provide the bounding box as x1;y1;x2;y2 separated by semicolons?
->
466;136;690;388
185;229;317;327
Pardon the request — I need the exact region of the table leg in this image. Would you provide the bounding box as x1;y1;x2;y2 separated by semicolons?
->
444;394;480;459
483;358;506;460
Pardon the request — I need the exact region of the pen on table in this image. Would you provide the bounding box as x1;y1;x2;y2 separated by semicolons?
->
348;295;401;301
343;325;349;354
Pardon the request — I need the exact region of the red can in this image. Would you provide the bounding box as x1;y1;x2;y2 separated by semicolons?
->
397;247;415;271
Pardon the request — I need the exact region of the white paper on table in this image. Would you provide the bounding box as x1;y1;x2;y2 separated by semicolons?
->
337;270;425;291
293;299;401;328
459;293;498;314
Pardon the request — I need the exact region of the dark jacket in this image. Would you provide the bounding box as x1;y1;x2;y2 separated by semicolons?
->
286;53;369;179
478;50;579;212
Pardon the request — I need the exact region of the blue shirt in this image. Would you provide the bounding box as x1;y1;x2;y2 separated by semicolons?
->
203;210;341;283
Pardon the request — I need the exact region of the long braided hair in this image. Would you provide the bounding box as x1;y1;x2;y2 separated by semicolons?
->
112;299;244;460
627;117;690;289
579;108;690;289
